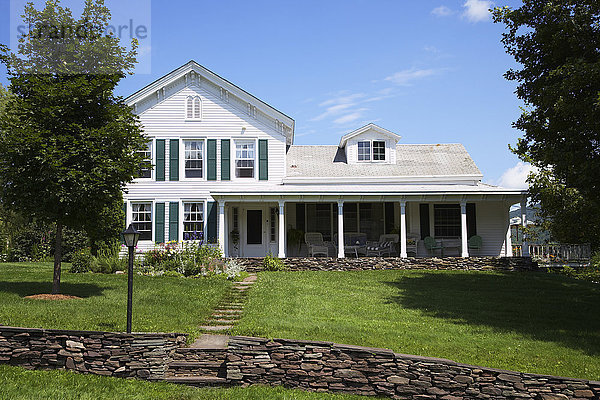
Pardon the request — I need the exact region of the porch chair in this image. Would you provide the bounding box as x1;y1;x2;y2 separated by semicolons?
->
468;235;482;254
304;232;329;257
366;234;398;257
424;236;443;256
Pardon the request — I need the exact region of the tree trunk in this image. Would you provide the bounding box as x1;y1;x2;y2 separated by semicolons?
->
52;221;63;294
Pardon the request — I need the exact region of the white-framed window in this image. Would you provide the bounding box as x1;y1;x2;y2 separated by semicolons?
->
184;140;203;178
186;96;202;119
183;202;204;241
131;202;152;241
358;141;371;161
138;140;152;179
235;140;255;178
373;141;386;161
358;140;386;162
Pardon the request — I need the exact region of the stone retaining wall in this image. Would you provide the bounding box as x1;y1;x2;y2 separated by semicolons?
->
232;256;537;272
0;326;186;380
226;336;599;400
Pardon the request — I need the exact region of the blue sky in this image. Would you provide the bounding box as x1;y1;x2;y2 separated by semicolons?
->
0;0;533;188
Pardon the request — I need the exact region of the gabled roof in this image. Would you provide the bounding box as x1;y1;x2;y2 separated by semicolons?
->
338;123;401;147
125;60;295;144
286;143;483;183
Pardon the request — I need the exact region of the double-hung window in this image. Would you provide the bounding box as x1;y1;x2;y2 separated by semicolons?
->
184;140;203;178
358;141;371;161
373;141;385;161
183;202;204;241
434;204;461;237
131;203;152;241
235;141;255;178
358;140;386;161
138;141;152;179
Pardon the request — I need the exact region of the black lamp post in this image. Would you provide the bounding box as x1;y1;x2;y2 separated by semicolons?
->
122;224;140;333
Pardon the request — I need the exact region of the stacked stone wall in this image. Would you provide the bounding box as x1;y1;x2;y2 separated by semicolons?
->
231;256;537;272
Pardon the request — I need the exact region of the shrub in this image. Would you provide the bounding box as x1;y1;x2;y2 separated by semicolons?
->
140;242;224;277
262;253;286;271
224;259;245;279
92;250;127;274
70;248;94;273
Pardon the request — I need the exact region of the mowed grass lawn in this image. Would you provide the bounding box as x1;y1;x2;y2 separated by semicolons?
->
233;270;600;380
0;365;376;400
0;262;231;338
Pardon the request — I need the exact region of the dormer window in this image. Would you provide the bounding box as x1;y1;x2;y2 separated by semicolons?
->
358;140;386;162
373;141;385;161
358;141;371;161
186;96;202;119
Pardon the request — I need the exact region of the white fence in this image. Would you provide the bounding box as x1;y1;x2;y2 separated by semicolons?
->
512;243;591;263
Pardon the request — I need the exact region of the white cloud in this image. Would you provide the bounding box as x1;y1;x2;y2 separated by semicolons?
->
384;68;438;86
431;5;453;17
333;109;367;125
497;162;538;189
462;0;493;22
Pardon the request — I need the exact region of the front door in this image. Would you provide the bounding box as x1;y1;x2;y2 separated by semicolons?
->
243;209;265;256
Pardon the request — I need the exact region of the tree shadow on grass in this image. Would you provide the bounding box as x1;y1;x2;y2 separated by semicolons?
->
385;272;600;357
0;281;107;298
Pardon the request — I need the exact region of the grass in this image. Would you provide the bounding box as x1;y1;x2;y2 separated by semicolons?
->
0;262;232;339
0;365;375;400
233;270;600;380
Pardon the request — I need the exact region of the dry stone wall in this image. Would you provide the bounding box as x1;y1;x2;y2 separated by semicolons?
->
232;257;537;272
0;326;186;380
226;336;600;400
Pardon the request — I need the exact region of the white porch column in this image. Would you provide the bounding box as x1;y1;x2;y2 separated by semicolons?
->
218;201;226;256
460;201;469;257
278;200;285;258
400;201;407;258
337;200;345;258
521;198;529;257
505;206;513;257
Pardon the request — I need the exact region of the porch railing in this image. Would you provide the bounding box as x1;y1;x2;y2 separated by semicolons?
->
512;243;591;262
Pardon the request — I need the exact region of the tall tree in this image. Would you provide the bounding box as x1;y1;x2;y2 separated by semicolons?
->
493;1;600;248
0;0;148;293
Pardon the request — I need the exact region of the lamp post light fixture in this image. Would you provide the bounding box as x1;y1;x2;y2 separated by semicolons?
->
122;224;140;334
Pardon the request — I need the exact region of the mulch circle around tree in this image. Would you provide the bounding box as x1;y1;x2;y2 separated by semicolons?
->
24;294;82;300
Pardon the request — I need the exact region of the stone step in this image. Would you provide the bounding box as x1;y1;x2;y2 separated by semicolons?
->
165;376;228;386
210;314;238;320
190;334;229;349
208;319;239;324
169;361;224;368
213;309;242;314
199;325;233;332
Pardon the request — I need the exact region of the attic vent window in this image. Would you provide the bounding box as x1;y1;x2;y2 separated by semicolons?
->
186;96;202;119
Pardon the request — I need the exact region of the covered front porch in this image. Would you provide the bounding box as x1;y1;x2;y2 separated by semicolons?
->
212;192;529;259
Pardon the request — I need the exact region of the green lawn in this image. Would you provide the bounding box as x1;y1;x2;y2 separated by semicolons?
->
0;262;231;339
0;365;375;400
233;270;600;380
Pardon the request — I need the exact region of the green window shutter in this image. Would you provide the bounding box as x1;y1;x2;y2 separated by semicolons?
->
169;202;179;242
169;139;179;181
156;139;165;181
221;139;230;180
206;202;217;243
155;203;165;244
207;139;217;181
121;202;127;244
419;203;430;240
467;203;477;239
258;139;268;180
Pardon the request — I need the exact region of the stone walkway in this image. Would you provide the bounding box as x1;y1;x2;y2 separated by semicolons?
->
165;274;257;386
197;273;256;334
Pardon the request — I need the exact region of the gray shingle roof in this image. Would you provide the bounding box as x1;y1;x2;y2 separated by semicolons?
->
286;144;481;178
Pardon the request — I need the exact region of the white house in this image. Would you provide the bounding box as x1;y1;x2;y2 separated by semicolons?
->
123;61;528;258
